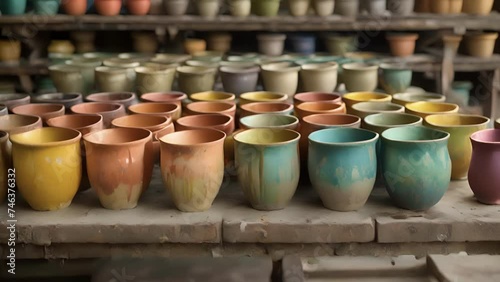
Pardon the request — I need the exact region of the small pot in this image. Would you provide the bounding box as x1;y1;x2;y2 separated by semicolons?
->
335;0;359;16
0;0;27;15
197;0;220;18
185;101;237;118
299;62;339;93
342;63;379;92
132;32;158;54
128;102;181;120
207;33;232;53
149;0;164;14
140;92;187;107
61;0;87;15
135;65;176;95
184;38;207;55
65;57;102;95
386;33;419;57
176;66;217;95
48;40;75;55
430;0;463;14
33;0;61;15
312;0;334;16
257;33;287;56
380;63;413;94
94;0;122;15
228;0;251;16
239;91;288;105
0;40;21;62
127;0;151;15
288;0;310;16
86;92;138;108
71;31;96;53
95;66;135;93
442;34;463;55
71;102;126;128
0;115;42;135
164;0;189;15
239;102;293;117
463;32;498;58
295;101;346;120
405;101;459;118
387;0;414;15
324;34;357;56
220;66;260;95
0;94;30;113
288;34;316;55
462;0;494;15
392;92;446;106
12;103;65;125
261;62;301;95
49;64;85;94
252;0;281;16
414;0;430;12
176;114;234;135
359;0;386;15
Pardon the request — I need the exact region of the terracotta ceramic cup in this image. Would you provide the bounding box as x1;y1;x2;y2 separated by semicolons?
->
405;101;459;118
239;113;299;130
386;33;419;57
0;94;30;112
295;101;346;120
239;102;294;118
293;92;342;106
239;91;288;106
185;101;236;119
140;92;187;108
0;114;43;135
12;103;65;125
176;114;234;135
83;128;154;209
128;102;181;120
189;91;236;103
85;92;138;108
159;129;226;212
71;102;127;128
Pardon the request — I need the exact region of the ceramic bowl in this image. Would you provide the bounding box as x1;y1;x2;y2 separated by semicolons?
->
185;101;236;118
342;92;392;113
140;92;187;108
295;101;346;120
46;114;104;136
0;114;43;135
32;93;83;112
293;92;342;106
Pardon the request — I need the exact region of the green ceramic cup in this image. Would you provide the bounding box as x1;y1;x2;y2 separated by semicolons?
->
234;128;300;211
0;0;27;15
308;128;379;211
381;126;451;211
252;0;281;16
380;63;412;94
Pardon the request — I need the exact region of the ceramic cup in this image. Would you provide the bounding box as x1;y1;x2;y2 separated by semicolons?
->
295;101;346;120
380;63;412;94
342;92;392;114
140;91;187;108
425;114;490;180
405;101;459;118
0;94;30;113
234;128;300;210
176;66;217;95
83;128;154;210
219;66;260;96
85;92;138;108
299;62;339;93
381;126;451;210
159;129;226;212
176;114;234;136
239;91;288;106
350;102;405;119
185;101;237;119
342;63;379;92
10;127;82;211
308;128;379;211
128;102;181;120
239;102;293;117
71;102;126;128
293;92;342;106
239;113;299;130
392;92;446;106
260;62;301;96
11;103;65;125
189;91;236;103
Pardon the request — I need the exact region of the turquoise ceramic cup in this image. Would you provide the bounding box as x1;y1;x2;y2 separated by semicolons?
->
308;128;379;211
0;0;27;15
34;0;61;15
381;126;452;211
380;63;412;94
234;128;300;211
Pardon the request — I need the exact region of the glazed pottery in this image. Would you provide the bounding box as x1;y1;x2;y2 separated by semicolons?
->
131;32;158;53
71;102;126;128
228;0;251;16
381;126;451;210
299;62;339;92
33;0;60;15
140;91;187;107
295;101;346;120
197;0;220;17
86;92;138;108
239;102;293;117
176;66;217;95
252;0;281;16
176;114;234;135
334;0;359;16
405;101;459;118
425;114;489;180
185;101;236;118
386;33;419;57
0;131;9;203
324;34;357;56
257;34;287;56
160;129;226;212
135;66;176;95
65;57;102;95
207;33;232;53
48;40;75;55
190;91;236;103
462;0;494;15
0;94;30;112
392;92;446;106
0;115;42;135
288;34;316;55
149;0;164;14
342;92;392;114
49;64;85;94
387;0;414;15
463;32;498;58
414;0;430;12
95;66;135;92
359;0;386;15
299;113;361;161
341;63;379;92
468;129;500;204
351;102;404;119
239;114;299;130
234;128;300;210
111;114;172;134
12;103;65;125
451;81;473;106
219;66;259;94
293;91;342;106
127;0;151;15
94;0;122;15
0;40;21;63
128;102;181;120
0;0;27;15
239;91;288;105
164;0;189;15
312;0;334;16
84;128;154;209
184;39;207;56
430;0;463;14
308;128;378;211
261;62;301;95
380;63;413;94
11;127;82;211
363;112;423;134
288;0;310;16
61;0;87;14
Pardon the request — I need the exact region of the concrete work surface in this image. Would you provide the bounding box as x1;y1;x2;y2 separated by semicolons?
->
1;167;500;259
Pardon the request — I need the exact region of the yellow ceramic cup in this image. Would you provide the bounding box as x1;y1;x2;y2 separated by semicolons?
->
239;91;289;106
10;127;82;211
342;92;392;114
425;114;490;180
405;101;459;118
189;91;235;103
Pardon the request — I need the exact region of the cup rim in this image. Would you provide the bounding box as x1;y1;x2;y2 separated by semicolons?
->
363;112;423;128
239;113;299;129
83;127;152;146
303;113;361;127
425;114;490;128
308;127;379;146
47;114;103;130
470;129;500;144
405;101;459;113
159;128;226;146
381;126;450;143
10;127;82;147
233;128;300;146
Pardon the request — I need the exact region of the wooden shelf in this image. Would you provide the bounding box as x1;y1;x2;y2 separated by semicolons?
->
0;13;499;31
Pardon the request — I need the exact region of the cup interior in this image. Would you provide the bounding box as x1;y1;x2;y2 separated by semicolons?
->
234;128;300;145
160;129;226;145
425;114;490;127
309;128;378;144
382;126;449;142
240;114;298;128
84;128;151;144
10;127;80;145
364;113;422;126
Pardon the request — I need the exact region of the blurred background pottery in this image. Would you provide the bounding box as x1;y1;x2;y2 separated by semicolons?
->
334;0;359;16
257;33;286;56
463;32;498;58
341;63;379;92
359;0;386;15
288;0;310;16
49;64;85;94
299;62;338;92
176;66;217;95
95;66;135;92
135;65;176;95
462;0;494;15
94;0;122;15
62;0;87;15
48;40;75;55
220;66;260;96
313;0;334;16
252;0;281;16
164;0;189;15
126;0;151;15
197;0;220;18
0;0;27;15
288;34;316;55
324;34;357;56
386;33;419;57
65;57;102;95
33;0;61;15
228;0;251;16
131;32;158;53
380;63;412;94
387;0;414;15
0;40;21;63
183;39;207;55
207;32;232;53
